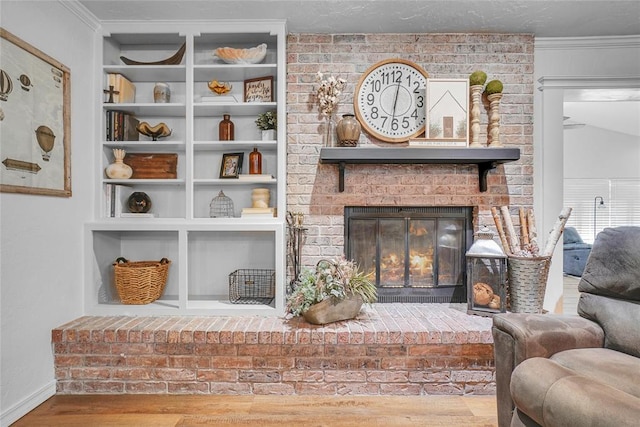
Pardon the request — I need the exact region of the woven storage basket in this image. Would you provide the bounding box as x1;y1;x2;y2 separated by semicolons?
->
113;257;171;304
508;256;551;314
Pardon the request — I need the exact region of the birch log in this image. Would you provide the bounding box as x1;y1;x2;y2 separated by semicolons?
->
500;206;521;254
527;209;539;256
519;207;530;247
491;207;511;255
542;207;573;257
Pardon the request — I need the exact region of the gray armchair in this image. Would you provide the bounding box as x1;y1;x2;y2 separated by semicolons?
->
492;226;640;427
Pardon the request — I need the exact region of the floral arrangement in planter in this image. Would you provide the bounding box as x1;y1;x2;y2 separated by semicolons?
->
255;110;277;140
286;257;377;324
255;110;277;130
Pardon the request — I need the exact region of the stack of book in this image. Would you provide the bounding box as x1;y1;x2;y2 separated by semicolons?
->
106;110;139;141
241;207;276;218
104;183;127;217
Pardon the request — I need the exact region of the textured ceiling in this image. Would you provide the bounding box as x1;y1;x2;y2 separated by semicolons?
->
78;0;640;37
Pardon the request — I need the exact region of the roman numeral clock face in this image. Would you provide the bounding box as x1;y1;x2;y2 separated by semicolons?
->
354;59;428;143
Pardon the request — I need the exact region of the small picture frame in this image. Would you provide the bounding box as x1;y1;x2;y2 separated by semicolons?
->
244;76;273;102
425;78;469;147
220;153;244;178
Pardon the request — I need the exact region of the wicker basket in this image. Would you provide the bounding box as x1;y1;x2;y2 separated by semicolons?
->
508;256;551;314
229;269;275;304
113;257;171;304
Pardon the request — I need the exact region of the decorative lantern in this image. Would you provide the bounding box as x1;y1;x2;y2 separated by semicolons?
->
466;225;507;316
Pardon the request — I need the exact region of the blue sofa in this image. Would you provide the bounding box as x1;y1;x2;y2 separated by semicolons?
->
563;227;591;277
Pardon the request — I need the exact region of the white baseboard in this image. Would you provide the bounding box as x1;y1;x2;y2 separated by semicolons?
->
0;380;56;427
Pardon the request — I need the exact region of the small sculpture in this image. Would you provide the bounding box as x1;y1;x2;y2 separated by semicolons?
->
136;121;172;141
207;80;232;95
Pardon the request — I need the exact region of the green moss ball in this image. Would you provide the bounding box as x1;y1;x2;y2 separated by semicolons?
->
469;70;487;86
485;80;504;95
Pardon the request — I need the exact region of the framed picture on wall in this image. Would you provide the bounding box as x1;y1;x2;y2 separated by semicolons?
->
424;78;469;147
0;28;71;197
220;152;244;178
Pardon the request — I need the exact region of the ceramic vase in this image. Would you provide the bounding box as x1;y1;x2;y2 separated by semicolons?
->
336;114;361;147
153;82;170;103
105;148;133;179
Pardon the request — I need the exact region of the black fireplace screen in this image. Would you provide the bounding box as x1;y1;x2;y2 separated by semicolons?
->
345;206;473;303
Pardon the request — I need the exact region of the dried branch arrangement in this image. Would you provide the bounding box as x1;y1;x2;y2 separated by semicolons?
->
491;206;572;258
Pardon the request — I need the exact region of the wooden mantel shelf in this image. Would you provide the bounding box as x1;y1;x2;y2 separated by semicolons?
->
319;147;521;192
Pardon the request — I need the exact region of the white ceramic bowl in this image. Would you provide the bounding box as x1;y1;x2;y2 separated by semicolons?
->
213;43;267;64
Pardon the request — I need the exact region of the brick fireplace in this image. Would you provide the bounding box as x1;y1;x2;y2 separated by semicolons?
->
286;32;534;272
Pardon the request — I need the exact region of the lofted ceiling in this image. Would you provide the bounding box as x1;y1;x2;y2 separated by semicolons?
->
78;0;640;37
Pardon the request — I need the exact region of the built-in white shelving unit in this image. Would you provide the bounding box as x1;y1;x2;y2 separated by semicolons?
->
86;21;287;315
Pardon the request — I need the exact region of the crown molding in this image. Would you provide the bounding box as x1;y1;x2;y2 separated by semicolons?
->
535;35;640;50
537;76;640;91
58;0;102;31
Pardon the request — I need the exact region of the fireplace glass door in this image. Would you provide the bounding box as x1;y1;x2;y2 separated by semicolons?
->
345;207;472;303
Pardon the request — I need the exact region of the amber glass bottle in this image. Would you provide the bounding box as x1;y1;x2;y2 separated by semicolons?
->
249;147;262;174
219;114;234;140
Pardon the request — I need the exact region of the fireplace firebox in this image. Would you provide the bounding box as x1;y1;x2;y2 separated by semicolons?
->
345;206;473;303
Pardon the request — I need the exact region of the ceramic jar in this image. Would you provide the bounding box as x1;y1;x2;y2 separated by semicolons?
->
105;148;133;179
251;188;270;208
219;114;234;140
153;82;170;103
336;114;361;147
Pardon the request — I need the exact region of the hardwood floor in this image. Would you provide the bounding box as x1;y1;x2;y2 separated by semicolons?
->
14;394;498;426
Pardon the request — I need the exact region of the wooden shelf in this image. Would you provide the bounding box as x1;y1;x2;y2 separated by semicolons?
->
319;147;521;192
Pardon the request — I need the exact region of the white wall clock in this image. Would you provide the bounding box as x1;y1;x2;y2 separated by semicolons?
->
354;58;428;143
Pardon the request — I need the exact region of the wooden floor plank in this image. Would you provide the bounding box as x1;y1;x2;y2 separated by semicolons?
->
14;395;498;426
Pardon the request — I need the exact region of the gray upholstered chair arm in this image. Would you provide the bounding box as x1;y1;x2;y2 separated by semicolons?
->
491;313;604;427
493;313;604;360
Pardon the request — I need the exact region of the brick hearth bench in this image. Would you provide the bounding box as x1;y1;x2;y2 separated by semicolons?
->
52;304;495;395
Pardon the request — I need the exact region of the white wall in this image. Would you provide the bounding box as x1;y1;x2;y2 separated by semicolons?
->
564;125;640;179
534;36;640;313
0;2;98;425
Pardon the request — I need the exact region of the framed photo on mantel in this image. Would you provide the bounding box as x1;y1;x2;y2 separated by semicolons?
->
412;78;469;148
0;28;71;197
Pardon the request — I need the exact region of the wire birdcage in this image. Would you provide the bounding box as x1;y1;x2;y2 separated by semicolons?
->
210;190;234;218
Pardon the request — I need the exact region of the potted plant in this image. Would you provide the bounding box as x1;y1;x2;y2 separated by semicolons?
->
286;257;377;324
255;110;277;140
